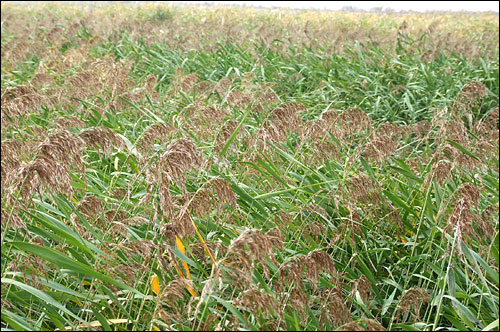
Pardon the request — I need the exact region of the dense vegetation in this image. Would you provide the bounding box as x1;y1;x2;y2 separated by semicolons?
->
1;2;499;331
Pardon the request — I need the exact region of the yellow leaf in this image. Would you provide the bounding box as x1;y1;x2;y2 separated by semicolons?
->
63;319;132;330
175;235;198;298
175;235;191;279
186;284;198;298
114;156;119;170
150;274;160;295
188;212;216;265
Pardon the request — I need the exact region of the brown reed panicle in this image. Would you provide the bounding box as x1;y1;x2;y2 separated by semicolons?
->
1;85;49;125
105;208;133;238
306;123;343;163
256;85;280;107
460;81;488;102
474;137;499;162
432;142;481;173
439;119;469;146
282;285;311;321
143;73;159;97
395;287;431;322
473;107;499;159
67;70;97;100
377;122;410;139
199;105;230;126
214;77;233;99
259;319;288;331
381;202;403;230
318;108;340;129
13;156;71;202
214;119;242;153
70;197;107;238
193;80;215;96
273;210;294;234
362;132;399;164
1;139;25;192
268;102;304;134
443;183;493;245
413;120;432;139
343;175;382;206
158;277;194;315
121;216;150;228
235;287;282;320
136;123;175;155
107;222;130;240
227;89;253;108
53;116;86;130
406;158;422;176
161;204;196;240
70;195;104;226
30;72;55;88
105;208;128;225
349;275;372;305
332;206;364;246
457;182;481;205
192;241;228;264
1;204;26;231
319;287;351;328
186;190;212;218
19;254;50;291
362;319;386;331
431;106;450;129
12;130;85;201
178;182;236;227
117;239;158;266
79;127;125;156
61;47;89;70
337;108;373;137
37;130;86;175
106;262;138;289
450;81;488;117
168;68;200;96
211;178;238;210
484;107;499;130
279;249;337;294
305;249;337;283
302;221;325;242
240;72;257;90
193;265;223;321
426;159;453;186
249;121;282;152
158;138;204;190
225;227;283;288
336;319;386;331
100;58;135;96
1;39;30;67
251;103;307;154
155;184;174;225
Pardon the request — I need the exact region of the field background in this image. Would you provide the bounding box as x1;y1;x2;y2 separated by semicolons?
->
1;2;499;331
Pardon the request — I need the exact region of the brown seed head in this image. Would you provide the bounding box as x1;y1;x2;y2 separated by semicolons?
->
79;127;125;156
235;287;282;319
349;275;372;304
395;287;431;322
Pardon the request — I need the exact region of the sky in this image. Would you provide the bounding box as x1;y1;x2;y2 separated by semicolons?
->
170;1;500;12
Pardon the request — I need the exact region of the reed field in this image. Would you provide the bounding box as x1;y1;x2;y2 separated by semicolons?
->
1;2;499;331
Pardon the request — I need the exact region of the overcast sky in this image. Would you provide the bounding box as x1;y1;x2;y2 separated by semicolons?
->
171;1;499;12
